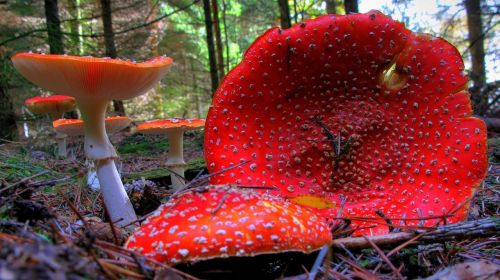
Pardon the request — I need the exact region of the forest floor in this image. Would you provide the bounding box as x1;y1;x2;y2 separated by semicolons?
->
0;127;498;280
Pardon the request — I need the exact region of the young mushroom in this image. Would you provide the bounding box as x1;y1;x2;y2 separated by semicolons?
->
25;95;76;157
53;116;132;191
204;11;488;235
125;185;331;266
12;53;173;227
136;118;205;189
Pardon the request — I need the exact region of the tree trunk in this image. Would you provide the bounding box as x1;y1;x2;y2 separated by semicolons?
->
211;0;225;82
203;0;219;95
277;0;292;29
344;0;359;14
67;0;84;55
221;0;231;73
0;80;17;140
100;0;126;116
325;0;337;14
44;0;64;54
465;0;488;115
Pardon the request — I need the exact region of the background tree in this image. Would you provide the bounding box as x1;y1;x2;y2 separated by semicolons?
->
203;0;219;94
344;0;358;14
465;0;487;115
211;0;225;81
277;0;292;28
100;0;126;116
44;0;64;54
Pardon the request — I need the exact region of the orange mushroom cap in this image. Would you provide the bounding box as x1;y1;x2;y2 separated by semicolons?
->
125;185;332;265
12;53;173;101
53;116;131;137
24;95;76;117
136;118;205;134
204;11;488;235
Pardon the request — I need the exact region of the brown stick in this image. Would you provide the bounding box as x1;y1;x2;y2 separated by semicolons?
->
331;217;499;250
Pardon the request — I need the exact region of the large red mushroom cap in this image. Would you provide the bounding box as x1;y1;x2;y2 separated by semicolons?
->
25;95;76;119
125;185;332;265
204;11;487;235
136;118;205;134
12;53;173;101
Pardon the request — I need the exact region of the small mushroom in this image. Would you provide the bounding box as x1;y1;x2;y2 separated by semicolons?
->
125;185;331;265
12;53;173;227
136;118;205;189
53;116;132;191
25;95;76;157
204;11;488;235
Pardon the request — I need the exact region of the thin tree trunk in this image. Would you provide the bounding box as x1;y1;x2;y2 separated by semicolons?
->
344;0;358;14
0;80;17;140
211;0;225;82
100;0;126;116
67;0;83;55
221;0;230;73
203;0;219;95
465;0;488;115
44;0;64;54
277;0;292;29
325;0;337;14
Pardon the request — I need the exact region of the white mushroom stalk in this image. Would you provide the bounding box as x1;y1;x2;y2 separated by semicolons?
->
78;98;136;227
166;128;186;188
12;53;173;229
136;118;205;190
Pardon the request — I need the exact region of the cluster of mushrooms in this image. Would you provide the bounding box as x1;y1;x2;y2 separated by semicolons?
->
13;11;487;270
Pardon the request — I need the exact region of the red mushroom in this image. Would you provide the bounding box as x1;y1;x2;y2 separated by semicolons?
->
125;185;331;265
25;95;76;157
12;53;173;227
53;116;132;191
204;11;487;235
25;95;76;120
136;118;205;189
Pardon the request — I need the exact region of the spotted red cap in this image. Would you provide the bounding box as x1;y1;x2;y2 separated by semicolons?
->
12;53;173;101
25;95;76;118
53;116;131;136
204;11;487;235
136;118;205;134
125;185;332;264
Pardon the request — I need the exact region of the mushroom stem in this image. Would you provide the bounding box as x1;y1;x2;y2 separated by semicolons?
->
77;98;137;227
77;99;117;160
166;128;185;165
166;128;186;189
56;132;67;158
96;158;137;227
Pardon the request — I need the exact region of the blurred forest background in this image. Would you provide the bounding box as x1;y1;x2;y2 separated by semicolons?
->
0;0;498;141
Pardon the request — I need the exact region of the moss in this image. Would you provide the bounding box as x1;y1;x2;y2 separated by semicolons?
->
122;157;206;182
117;133;168;155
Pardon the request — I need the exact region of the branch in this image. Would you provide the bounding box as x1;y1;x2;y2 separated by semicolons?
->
331;217;499;250
0;0;200;46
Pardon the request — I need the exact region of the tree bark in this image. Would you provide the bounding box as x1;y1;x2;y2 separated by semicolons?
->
344;0;359;14
100;0;126;116
67;0;83;55
203;0;219;95
277;0;292;29
44;0;64;54
465;0;488;115
331;217;499;250
211;0;225;82
0;80;17;140
325;0;337;14
221;0;230;73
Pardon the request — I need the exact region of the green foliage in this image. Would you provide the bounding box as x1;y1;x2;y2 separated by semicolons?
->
117;133;168;155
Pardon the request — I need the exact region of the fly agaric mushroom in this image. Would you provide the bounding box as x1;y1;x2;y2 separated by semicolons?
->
12;53;173;227
53;116;132;190
25;95;76;157
204;11;487;235
125;185;331;265
136;118;205;189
